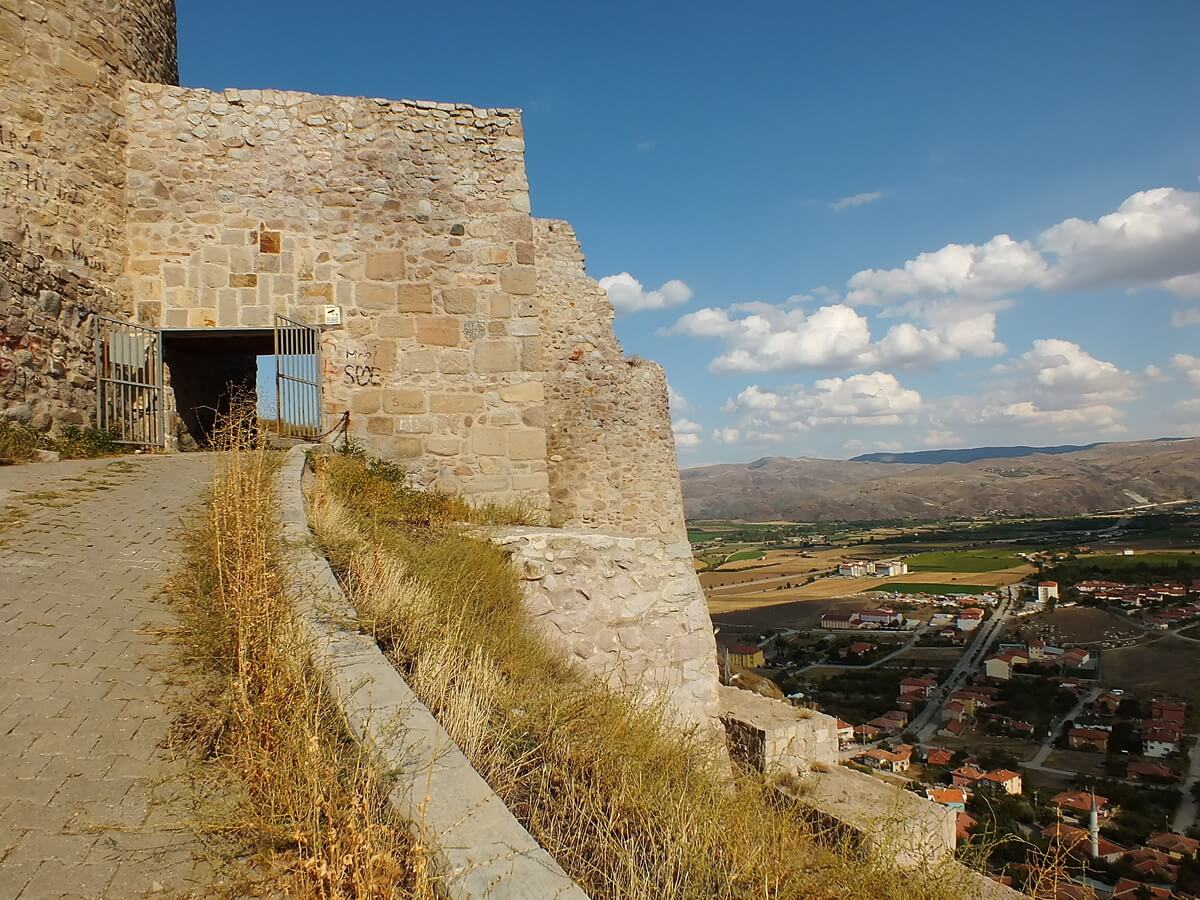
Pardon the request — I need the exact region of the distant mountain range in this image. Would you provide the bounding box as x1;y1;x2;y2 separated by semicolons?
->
681;437;1200;522
849;443;1102;465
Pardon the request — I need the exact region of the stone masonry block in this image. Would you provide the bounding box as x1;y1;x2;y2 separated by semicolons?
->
377;316;415;338
473;340;519;373
507;428;546;460
500;266;537;295
499;381;544;403
430;393;483;413
471;426;507;457
365;250;406;281
383;390;426;415
441;288;478;315
397;284;434;313
415;316;460;347
356;281;396;310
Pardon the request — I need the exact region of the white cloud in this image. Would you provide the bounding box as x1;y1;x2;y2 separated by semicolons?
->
1160;273;1200;300
1040;188;1200;291
1173;354;1200;388
667;382;689;411
831;191;887;211
846;235;1048;306
999;338;1139;405
726;372;923;434
947;339;1140;435
672;417;703;448
843;187;1200;313
599;272;693;315
712;427;742;444
663;302;1003;374
1172;307;1200;328
924;430;963;447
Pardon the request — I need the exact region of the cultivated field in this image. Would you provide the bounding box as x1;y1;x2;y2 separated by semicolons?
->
906;548;1030;572
1102;635;1200;706
1009;607;1143;645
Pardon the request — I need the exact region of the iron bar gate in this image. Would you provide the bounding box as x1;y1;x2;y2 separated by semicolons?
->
95;316;166;447
273;314;323;438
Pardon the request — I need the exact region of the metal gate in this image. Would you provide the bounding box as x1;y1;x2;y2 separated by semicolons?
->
95;316;166;447
273;314;322;438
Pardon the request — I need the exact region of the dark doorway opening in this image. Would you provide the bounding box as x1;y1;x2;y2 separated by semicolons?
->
162;329;275;449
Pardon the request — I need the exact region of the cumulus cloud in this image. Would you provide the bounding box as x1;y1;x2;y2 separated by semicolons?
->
712;427;742;444
924;429;963;447
831;191;887;211
847;235;1048;306
946;339;1141;435
667;382;689;410
1040;188;1200;291
725;372;923;436
671;417;703;448
1171;307;1200;327
599;272;693;315
1173;353;1200;388
843;187;1200;318
663;302;1002;374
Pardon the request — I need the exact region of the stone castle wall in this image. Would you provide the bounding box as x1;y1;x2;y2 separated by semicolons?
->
0;0;177;288
536;220;687;537
0;0;176;431
0;241;109;430
123;82;549;508
493;527;723;736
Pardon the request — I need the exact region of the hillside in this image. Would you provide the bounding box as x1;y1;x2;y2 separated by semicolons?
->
681;437;1200;521
849;443;1101;464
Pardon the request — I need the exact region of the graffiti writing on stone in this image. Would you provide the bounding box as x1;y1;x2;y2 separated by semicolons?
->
341;348;384;387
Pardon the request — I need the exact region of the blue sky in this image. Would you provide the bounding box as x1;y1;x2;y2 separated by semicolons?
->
179;1;1200;463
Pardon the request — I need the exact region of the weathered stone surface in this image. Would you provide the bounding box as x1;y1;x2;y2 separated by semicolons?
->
718;686;838;775
493;527;723;737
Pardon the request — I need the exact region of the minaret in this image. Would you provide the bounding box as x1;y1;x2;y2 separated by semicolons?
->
1089;790;1100;860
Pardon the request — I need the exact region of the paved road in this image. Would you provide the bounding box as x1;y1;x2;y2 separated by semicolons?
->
1024;686;1103;771
912;588;1017;742
0;454;216;899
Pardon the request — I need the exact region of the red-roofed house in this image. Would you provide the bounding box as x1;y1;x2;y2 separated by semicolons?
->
1143;721;1182;757
1051;791;1110;822
1068;727;1110;752
1061;647;1091;668
942;700;966;723
1152;698;1186;723
1041;823;1126;864
1127;760;1178;782
844;641;878;658
938;718;964;738
1146;831;1200;860
984;649;1028;681
978;769;1022;795
927;787;967;811
835;719;854;748
899;676;937;699
951;765;985;789
956;608;985;631
1123;847;1179;882
925;748;952;767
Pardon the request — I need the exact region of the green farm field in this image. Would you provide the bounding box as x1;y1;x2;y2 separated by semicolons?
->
878;581;993;595
906;548;1029;573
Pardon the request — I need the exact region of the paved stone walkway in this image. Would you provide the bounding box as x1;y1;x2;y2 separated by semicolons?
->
0;454;215;899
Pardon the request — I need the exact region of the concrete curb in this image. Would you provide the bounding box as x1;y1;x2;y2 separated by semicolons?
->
275;445;588;900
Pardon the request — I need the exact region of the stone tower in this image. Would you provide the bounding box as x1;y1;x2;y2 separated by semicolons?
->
0;0;178;297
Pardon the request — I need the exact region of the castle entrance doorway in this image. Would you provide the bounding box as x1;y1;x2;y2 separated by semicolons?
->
96;320;323;450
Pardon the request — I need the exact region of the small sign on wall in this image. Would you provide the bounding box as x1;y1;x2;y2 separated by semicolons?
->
323;305;342;326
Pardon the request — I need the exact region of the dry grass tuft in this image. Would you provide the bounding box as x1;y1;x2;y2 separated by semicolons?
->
166;412;436;898
309;453;978;899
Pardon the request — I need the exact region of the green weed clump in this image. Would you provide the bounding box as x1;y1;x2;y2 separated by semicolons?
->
0;420;122;463
309;453;975;900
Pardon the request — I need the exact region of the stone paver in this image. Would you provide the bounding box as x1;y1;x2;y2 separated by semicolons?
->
0;454;214;899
